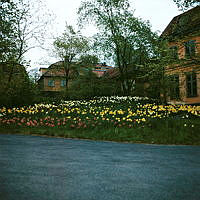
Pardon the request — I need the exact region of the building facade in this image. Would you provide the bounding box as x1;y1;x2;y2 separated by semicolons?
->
162;6;200;104
38;62;70;92
38;62;113;93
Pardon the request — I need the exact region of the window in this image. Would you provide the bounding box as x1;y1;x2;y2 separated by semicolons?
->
61;80;66;87
186;73;197;98
185;40;196;58
170;46;178;59
48;80;55;87
169;75;179;99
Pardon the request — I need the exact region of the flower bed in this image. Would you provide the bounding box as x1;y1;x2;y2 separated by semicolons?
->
0;96;199;129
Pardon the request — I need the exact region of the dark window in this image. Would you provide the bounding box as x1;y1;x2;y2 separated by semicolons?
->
169;75;180;99
186;73;197;97
48;80;55;87
185;40;196;57
170;46;178;59
61;80;66;87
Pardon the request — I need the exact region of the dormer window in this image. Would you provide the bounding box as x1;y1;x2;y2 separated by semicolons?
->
184;40;196;58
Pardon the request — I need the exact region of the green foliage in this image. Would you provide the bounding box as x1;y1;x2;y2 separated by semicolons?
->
67;70;116;99
0;0;52;107
173;0;200;10
0;64;37;107
78;0;164;96
53;25;89;62
79;54;99;68
53;24;91;89
0;1;18;62
1;0;52;64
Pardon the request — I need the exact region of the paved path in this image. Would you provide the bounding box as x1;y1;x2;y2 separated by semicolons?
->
0;134;200;200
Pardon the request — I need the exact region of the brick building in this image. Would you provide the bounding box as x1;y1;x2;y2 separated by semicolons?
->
162;6;200;104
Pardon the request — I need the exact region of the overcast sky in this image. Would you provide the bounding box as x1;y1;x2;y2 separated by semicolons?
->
27;0;182;70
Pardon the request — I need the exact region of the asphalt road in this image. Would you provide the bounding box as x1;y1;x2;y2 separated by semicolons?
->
0;134;200;200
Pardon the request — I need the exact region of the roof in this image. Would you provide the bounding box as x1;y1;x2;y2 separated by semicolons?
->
38;61;115;81
48;61;64;69
38;61;76;82
161;6;200;39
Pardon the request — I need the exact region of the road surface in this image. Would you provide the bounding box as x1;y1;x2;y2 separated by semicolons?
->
0;134;200;200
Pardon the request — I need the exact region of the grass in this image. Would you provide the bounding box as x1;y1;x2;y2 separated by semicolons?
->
0;118;199;145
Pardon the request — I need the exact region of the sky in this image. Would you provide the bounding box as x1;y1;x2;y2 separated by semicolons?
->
27;0;182;71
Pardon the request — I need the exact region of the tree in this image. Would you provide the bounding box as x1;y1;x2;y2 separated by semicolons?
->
79;54;99;68
14;0;53;63
68;68;117;99
0;1;18;63
78;0;160;96
173;0;200;10
141;41;176;103
53;24;91;90
0;63;37;107
0;0;52;107
1;0;53;64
